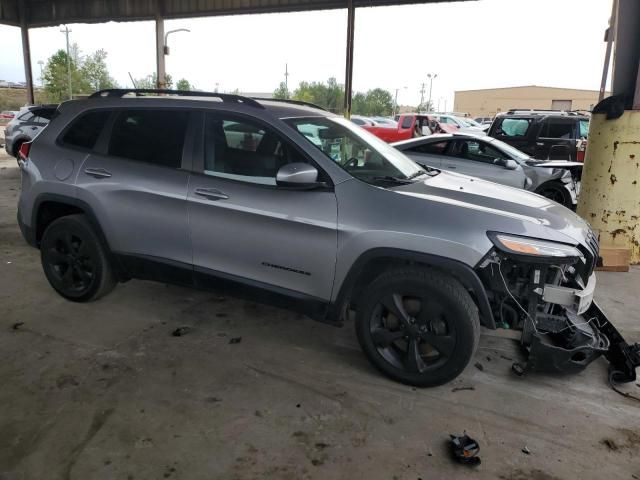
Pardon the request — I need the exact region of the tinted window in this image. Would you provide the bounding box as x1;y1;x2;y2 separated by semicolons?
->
109;110;188;168
496;118;531;137
204;114;310;185
34;108;56;121
541;119;573;139
409;140;450;155
62;110;110;150
401;116;413;129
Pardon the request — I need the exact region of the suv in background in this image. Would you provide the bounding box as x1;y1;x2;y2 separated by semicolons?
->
488;110;589;162
16;89;639;387
4;104;58;158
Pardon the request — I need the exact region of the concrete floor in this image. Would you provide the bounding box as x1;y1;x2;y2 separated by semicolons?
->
0;152;639;480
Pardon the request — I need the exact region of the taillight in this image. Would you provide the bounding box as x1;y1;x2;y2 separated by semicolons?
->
18;142;31;161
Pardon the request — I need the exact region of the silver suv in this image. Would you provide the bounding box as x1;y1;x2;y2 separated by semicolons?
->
17;89;639;387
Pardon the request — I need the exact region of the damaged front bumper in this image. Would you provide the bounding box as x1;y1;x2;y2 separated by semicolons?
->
522;275;640;383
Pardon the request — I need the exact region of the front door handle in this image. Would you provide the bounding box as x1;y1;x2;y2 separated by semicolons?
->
536;142;545;146
447;165;457;169
195;188;229;201
84;167;112;178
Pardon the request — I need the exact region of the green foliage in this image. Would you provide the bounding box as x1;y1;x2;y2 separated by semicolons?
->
284;79;393;116
273;82;289;100
351;88;393;116
292;77;344;113
42;44;118;102
133;73;173;89
42;49;89;102
81;49;116;91
176;78;192;91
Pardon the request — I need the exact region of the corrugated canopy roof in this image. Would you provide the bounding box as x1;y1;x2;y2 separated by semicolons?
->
0;0;468;28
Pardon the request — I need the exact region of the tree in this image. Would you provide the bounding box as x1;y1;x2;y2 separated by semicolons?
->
292;77;344;113
134;73;173;89
351;88;393;116
273;82;289;100
81;49;116;91
42;49;89;102
176;78;192;91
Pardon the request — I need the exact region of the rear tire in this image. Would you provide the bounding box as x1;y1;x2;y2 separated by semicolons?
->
355;267;480;387
40;214;116;302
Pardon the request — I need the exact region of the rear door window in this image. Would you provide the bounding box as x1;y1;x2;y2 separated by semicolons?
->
540;119;574;139
496;118;531;137
108;109;189;168
400;116;413;129
61;110;111;150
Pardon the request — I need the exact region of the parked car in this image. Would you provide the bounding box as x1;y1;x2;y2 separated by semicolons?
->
350;115;376;127
1;110;18;120
371;117;398;129
4;105;58;158
363;113;456;142
393;133;582;209
16;89;639;387
487;110;590;162
431;114;487;135
474;116;493;125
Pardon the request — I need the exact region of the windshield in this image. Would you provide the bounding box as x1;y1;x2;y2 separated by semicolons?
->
486;137;530;161
285;116;425;184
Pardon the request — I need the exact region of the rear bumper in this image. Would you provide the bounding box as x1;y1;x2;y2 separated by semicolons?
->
17;206;36;247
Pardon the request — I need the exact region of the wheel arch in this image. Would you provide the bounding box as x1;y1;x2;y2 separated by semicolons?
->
31;193;128;280
328;248;496;329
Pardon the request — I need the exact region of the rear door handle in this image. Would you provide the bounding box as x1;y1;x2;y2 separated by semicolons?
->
536;142;545;146
447;165;457;169
84;167;112;178
195;188;229;201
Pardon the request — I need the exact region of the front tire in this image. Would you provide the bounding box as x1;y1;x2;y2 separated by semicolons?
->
536;182;572;209
40;214;116;302
355;267;480;387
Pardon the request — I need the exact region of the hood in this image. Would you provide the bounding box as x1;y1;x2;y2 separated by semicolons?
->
392;170;591;246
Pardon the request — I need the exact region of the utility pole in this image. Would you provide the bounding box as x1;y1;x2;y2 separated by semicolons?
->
284;63;290;98
427;73;437;112
419;83;426;111
37;60;44;87
60;25;72;100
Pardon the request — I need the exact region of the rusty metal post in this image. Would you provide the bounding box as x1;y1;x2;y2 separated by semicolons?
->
19;2;35;105
343;0;355;118
577;0;640;263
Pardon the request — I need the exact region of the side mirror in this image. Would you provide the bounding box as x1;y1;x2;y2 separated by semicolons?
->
276;162;323;188
503;159;518;170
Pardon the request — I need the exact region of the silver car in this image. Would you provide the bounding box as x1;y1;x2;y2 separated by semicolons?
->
4;104;57;158
393;133;582;209
16;89;639;387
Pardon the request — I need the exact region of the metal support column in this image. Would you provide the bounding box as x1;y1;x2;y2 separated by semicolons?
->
343;0;355;118
19;2;35;105
577;0;640;263
155;13;166;89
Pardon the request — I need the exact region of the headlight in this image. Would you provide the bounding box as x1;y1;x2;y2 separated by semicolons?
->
489;233;583;259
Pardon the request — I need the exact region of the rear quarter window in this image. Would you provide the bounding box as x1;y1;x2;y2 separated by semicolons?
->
401;116;413;129
60;110;111;150
496;118;531;137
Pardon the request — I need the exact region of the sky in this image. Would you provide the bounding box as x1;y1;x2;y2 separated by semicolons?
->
0;0;613;107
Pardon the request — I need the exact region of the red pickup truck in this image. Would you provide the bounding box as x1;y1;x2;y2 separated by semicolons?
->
361;113;458;143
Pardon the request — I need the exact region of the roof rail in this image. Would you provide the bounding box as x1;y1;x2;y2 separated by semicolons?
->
251;97;328;111
505;108;584;116
88;89;265;109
